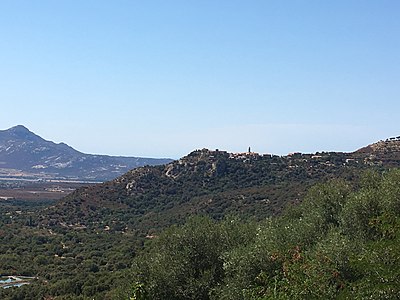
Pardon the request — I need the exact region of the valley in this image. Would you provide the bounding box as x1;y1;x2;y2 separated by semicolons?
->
0;181;94;202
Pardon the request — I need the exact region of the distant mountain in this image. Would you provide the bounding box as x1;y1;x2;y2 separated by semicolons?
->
42;137;400;233
0;125;172;181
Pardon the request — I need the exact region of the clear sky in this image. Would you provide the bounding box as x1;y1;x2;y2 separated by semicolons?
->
1;1;399;158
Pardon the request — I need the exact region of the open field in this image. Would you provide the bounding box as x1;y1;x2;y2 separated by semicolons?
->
0;181;97;202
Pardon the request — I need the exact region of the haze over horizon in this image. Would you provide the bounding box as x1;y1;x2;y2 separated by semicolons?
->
1;1;399;158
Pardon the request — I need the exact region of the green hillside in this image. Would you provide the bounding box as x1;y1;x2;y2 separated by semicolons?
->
128;169;400;299
39;139;400;234
1;138;400;299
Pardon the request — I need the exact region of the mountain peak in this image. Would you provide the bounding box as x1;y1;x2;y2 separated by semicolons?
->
4;125;42;141
8;125;31;133
0;125;173;181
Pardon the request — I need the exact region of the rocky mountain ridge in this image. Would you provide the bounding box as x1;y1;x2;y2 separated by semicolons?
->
0;125;172;181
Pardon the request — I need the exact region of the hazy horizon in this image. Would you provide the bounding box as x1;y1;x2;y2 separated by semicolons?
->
1;123;395;160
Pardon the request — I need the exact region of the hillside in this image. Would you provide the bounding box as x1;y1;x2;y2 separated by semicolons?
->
0;125;172;181
128;169;400;300
41;138;400;233
1;138;400;299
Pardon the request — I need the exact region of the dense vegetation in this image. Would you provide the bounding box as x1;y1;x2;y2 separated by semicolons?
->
1;140;400;299
0;210;140;299
128;169;400;299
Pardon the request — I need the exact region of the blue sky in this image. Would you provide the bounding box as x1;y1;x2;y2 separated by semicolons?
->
1;1;399;158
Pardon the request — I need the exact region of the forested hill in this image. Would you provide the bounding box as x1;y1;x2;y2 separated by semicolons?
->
2;138;400;300
42;138;400;233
